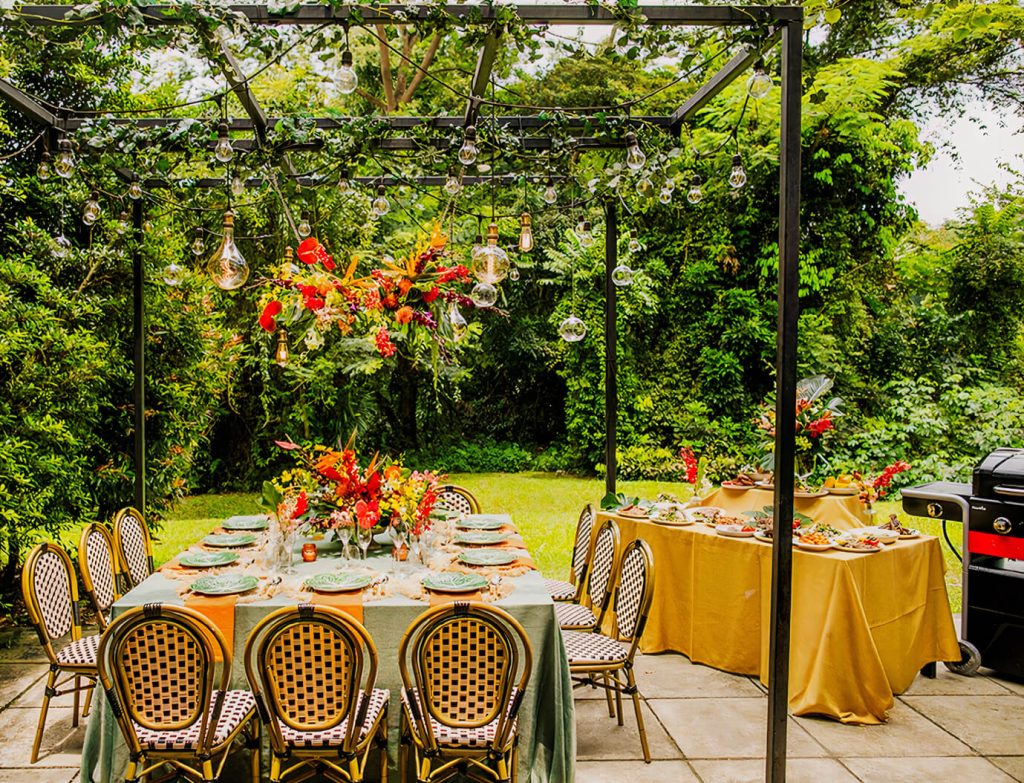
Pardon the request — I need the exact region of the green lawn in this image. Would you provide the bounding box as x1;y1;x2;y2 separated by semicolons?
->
157;474;964;611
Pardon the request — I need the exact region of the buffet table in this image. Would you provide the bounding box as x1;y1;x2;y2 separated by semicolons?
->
597;508;960;724
80;514;575;783
702;487;870;531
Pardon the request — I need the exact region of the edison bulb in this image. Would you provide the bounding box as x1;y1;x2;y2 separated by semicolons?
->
509;265;520;281
628;232;641;254
53;234;71;259
543;180;557;205
54;139;75;179
163;262;185;286
191;230;205;256
206;211;249;290
747;64;773;99
336;50;358;94
729;155;748;189
337;171;352;194
371;186;390;216
36;153;52;181
116;211;129;235
275;329;290;366
612;264;634;287
659;187;673;205
214;122;233;163
231;174;245;197
558;315;587;342
625;132;646;171
471;223;510;284
470;282;498;308
518;213;534;252
82;192;101;225
128;181;143;200
577;221;594;248
636;177;655;198
297;211;312;238
444;174;462;196
686;176;703;205
458;126;479;166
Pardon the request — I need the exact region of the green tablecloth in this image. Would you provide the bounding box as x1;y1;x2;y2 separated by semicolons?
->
80;517;575;783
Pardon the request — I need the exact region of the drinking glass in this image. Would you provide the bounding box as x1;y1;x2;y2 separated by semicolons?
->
357;525;373;561
337;526;353;561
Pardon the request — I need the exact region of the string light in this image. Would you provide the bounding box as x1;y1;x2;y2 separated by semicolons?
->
472;222;511;284
458;125;479;166
729;154;748;189
371;185;390;216
612;264;634;286
206;211;249;290
163;261;185;286
509;265;520;281
54;139;75;179
53;233;71;259
191;227;205;256
275;329;290;366
81;191;101;225
444;172;462;196
518;213;534;252
543;178;557;205
558;315;587;342
128;181;143;200
747;59;773;99
659;186;673;204
297;210;312;238
449;301;468;338
36;151;51;180
686;175;703;205
281;245;300;279
337;168;352;193
214;122;233;163
628;230;641;254
625;132;646;171
116;211;129;235
230;173;245;197
577;221;594;248
636;176;655;198
336;49;358;95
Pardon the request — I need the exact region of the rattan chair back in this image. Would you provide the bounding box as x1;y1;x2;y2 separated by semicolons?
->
98;604;230;756
113;506;153;590
570;504;596;586
21;543;83;663
244;604;379;755
399;602;531;755
585;518;621;622
78;523;121;630
434;484;481;515
613;539;656;654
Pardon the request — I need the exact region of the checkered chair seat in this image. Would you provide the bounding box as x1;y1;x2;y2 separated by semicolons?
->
555;602;597;629
401;688;519;750
133;690;256;751
55;634;100;666
562;630;628;664
544;577;576;601
277;688;389;748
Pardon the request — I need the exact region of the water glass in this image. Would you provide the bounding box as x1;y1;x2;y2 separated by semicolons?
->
357;525;373;560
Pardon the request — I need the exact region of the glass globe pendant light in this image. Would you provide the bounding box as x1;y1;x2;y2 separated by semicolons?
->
625;132;646;171
448;301;468;337
628;229;641;254
444;171;462;196
162;261;185;286
518;213;534;252
470;282;498;308
214;122;233;163
612;264;634;287
729;154;748;189
472;222;511;284
458;125;479;166
747;60;773;99
558;315;587;342
686;175;703;205
336;49;358;95
206;211;249;290
53;233;71;259
36;151;52;181
636;176;655;198
81;191;101;225
54;139;76;179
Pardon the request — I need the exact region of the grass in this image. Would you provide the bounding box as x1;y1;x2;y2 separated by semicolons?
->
157;474;963;612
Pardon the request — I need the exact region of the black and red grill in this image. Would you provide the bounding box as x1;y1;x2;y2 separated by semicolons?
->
903;447;1024;677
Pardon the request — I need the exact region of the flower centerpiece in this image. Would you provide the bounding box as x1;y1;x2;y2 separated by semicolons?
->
377;462;441;560
756;374;844;481
855;460;912;515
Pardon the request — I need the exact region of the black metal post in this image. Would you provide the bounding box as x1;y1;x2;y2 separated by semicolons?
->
766;17;803;783
132;199;146;514
604;200;618;497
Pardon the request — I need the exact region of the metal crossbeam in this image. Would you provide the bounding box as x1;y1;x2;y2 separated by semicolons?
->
0;77;58;127
139;173;568;189
9;5;801;28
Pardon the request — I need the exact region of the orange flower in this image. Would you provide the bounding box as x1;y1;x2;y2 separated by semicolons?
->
398;278;413;295
384;464;402;482
395;306;414;324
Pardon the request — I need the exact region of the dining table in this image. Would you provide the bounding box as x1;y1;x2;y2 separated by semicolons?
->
596;500;961;725
79;513;575;783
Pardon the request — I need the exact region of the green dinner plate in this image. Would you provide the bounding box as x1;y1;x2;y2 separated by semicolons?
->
458;550;518;567
222;515;269;531
430;508;462;521
203;533;258;548
455;531;510;546
178;551;239;568
422;572;489;593
189;574;259;596
456;517;505;531
303;572;374;593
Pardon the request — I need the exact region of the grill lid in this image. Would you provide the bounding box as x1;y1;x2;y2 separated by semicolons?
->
974;448;1024;496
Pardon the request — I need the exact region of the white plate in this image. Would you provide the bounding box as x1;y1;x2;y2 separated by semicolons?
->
795;540;833;551
650;515;693;527
826;486;859;495
685;506;727;524
721;482;754;491
898;531;921;539
753;531;773;543
716;525;755;538
832;542;882;553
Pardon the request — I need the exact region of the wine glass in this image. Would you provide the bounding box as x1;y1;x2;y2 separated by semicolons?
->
337;526;353;561
357;525;373;561
390;528;408;575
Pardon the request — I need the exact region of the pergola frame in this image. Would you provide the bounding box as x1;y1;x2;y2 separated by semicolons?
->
0;5;802;779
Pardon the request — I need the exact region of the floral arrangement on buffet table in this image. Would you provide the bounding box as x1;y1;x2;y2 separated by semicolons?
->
256;225;476;363
756;374;844;478
261;438;441;540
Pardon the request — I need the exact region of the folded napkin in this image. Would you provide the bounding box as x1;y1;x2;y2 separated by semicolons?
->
428;590;483;606
184;594;238;661
308;591;364;623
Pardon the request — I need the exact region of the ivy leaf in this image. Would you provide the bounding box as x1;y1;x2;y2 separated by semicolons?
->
824;8;842;25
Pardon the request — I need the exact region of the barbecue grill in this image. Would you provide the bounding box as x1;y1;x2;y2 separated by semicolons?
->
903;447;1024;676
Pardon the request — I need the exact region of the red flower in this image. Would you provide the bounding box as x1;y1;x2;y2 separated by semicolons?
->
423;286;439;303
807;415;834;437
258;300;282;332
304;296;325;311
679;447;698;484
296;237;322;265
355;499;379;529
374;327;396;357
293;491;308;519
322;255;336;272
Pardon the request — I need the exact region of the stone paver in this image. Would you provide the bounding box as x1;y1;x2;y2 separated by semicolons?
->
989;756;1024;782
575;698;683;761
574;759;701;782
0;663;47;709
690;758;859;783
900;695;1024;756
841;756;1018;783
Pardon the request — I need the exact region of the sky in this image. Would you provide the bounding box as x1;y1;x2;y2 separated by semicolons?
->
898;101;1023;226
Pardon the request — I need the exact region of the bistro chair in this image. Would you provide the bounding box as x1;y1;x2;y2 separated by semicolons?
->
554;517;620;631
544;504;595;602
563;539;656;763
398;602;532;783
243;604;390;783
21;542;99;763
113;506;154;592
97;603;260;783
433;484;481;516
78;522;121;631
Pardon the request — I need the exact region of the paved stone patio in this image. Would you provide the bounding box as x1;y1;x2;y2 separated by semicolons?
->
2;627;1022;782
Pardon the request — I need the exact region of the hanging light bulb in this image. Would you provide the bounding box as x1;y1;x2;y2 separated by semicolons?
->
214;122;233;163
116;211;129;235
371;185;390;217
230;173;245;197
54;139;75;179
543;178;557;205
458;125;479;166
281;245;300;279
729;154;748;189
275;329;290;366
82;191;101;225
518;213;534;252
470;281;498;308
612;264;634;287
36;152;52;181
636;177;655;198
162;261;185;286
142;219;154;233
471;222;511;284
686;175;703;205
206;210;249;290
628;230;641;254
53;233;71;259
625;132;646;171
128;181;143;200
191;228;205;256
336;50;358;95
659;187;673;205
443;172;462;196
747;60;773;99
558;315;587;342
577;221;595;248
448;302;467;339
575;217;587;237
337;168;352;194
297;210;312;238
509;265;520;282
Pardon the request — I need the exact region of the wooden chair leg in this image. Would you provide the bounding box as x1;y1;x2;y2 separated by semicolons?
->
627;670;650;763
249;719;261;783
31;668;56;762
614;673;624;727
82;678;94;717
378;721;389;783
72;675;80;728
602;673;615;718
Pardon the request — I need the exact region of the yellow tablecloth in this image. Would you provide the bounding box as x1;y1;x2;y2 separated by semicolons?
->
702;487;870;531
596;511;960;724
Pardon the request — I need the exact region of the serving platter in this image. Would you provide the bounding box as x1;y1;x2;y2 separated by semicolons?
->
715;525;755;538
456;518;506;531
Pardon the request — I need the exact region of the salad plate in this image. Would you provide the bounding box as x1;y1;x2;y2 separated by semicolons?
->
422;572;489;593
303;572;373;593
458;550;518;567
189;574;259;596
455;532;510;546
203;533;258;548
222;515;269;531
178;551;239;568
456;518;506;531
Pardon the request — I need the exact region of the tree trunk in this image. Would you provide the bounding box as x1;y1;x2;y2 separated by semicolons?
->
393;354;419;449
